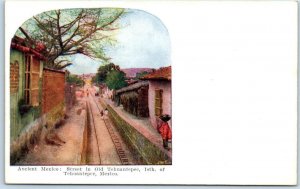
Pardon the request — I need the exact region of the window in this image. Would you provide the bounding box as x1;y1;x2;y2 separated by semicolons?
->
154;89;163;116
25;55;40;106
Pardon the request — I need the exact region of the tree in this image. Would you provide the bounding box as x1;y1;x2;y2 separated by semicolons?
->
66;74;85;87
16;8;125;69
105;70;127;90
93;63;121;84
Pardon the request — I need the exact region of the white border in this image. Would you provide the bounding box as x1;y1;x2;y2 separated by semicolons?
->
5;0;298;185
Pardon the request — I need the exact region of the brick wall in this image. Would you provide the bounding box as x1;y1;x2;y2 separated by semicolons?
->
10;62;19;94
42;69;65;114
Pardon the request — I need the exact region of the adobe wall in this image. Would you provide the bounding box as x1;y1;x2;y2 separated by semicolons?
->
42;69;65;114
10;66;66;164
42;69;66;129
10;50;43;142
10;50;44;164
148;80;172;129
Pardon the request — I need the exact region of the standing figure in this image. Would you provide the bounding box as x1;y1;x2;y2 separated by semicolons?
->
104;108;109;119
100;110;104;119
157;114;172;150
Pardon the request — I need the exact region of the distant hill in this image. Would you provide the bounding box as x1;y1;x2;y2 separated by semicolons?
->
78;73;96;79
121;68;154;78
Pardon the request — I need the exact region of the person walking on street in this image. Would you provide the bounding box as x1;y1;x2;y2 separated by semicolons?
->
104;108;108;119
100;110;104;119
157;114;172;150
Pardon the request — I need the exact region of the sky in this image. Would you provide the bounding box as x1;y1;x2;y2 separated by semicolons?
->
67;9;171;75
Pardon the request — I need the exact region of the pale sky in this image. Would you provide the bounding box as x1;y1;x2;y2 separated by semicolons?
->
67;9;171;75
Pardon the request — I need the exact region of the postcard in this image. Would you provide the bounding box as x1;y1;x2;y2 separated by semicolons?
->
5;0;297;185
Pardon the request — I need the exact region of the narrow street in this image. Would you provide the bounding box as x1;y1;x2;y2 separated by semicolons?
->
17;85;137;165
85;85;136;165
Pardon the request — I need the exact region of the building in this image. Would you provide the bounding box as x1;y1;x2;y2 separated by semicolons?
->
142;66;172;128
115;81;149;117
10;36;46;142
99;84;114;99
10;36;66;164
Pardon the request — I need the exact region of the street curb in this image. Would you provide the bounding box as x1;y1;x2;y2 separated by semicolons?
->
79;102;88;164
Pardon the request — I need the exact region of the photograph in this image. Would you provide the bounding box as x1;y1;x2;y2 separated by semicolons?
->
9;8;172;166
5;0;297;185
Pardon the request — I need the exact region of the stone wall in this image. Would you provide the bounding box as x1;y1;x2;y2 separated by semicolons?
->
105;104;171;165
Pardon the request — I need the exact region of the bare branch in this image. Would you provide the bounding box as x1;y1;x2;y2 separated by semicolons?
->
18;27;35;45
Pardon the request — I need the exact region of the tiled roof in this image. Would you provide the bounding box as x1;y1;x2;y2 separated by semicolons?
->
142;66;171;81
116;81;149;95
11;36;46;60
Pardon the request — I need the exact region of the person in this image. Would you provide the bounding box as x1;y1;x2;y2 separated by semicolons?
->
157;114;172;150
100;110;104;119
104;108;108;119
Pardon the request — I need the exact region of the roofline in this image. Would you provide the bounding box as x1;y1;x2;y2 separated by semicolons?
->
140;76;171;81
116;81;149;94
11;42;46;61
43;67;66;74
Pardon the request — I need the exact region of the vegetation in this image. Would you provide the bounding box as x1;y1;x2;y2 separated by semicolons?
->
93;63;121;84
105;70;127;90
18;98;32;116
16;8;125;69
66;74;85;87
92;62;127;90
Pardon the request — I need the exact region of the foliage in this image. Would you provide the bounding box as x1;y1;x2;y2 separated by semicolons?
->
66;74;85;87
135;71;151;79
92;62;126;90
16;8;125;69
18;98;32;116
93;63;121;84
105;70;127;90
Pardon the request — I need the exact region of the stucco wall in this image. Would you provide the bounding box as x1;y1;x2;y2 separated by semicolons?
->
10;50;24;141
10;50;45;164
10;49;44;141
148;80;172;129
10;50;67;164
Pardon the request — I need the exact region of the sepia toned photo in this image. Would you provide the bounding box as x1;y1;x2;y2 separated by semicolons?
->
9;8;172;166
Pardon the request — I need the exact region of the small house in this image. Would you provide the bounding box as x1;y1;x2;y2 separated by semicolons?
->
115;81;149;117
10;36;66;164
142;66;171;128
10;36;46;142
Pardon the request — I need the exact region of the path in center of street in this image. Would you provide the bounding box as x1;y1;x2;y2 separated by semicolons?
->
85;86;136;165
